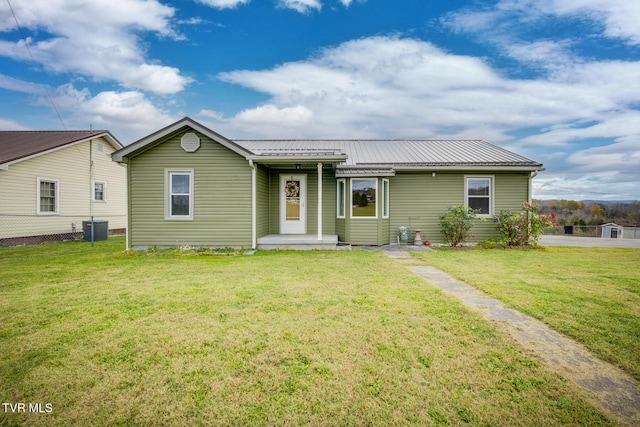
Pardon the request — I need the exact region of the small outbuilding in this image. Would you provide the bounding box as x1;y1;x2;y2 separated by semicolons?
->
601;223;623;239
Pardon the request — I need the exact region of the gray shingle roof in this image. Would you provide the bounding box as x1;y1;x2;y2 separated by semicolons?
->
233;139;541;168
0;131;121;165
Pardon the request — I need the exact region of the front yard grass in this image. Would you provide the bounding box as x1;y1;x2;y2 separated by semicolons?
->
0;238;614;426
413;246;640;382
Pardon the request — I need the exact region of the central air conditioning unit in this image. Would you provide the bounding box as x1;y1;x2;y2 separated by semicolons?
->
397;226;411;244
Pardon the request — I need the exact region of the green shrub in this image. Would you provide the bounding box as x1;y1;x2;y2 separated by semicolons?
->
439;206;479;247
495;202;558;246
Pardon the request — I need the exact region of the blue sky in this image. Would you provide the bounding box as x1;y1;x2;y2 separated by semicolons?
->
1;0;639;200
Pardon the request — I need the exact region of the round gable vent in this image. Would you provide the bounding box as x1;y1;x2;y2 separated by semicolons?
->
181;132;200;153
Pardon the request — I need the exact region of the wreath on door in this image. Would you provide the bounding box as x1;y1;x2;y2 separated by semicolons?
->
285;181;300;197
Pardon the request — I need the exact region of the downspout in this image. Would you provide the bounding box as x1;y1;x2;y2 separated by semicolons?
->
89;135;94;247
126;161;130;251
249;160;257;249
529;171;538;203
317;162;323;240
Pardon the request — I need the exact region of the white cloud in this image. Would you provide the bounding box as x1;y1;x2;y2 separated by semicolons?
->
549;0;640;44
41;84;176;142
568;139;640;174
532;172;639;200
219;36;640;141
278;0;322;14
217;35;640;199
0;74;47;94
196;0;250;9
442;0;640;46
198;109;226;121
233;104;313;137
0;0;190;94
0;118;30;130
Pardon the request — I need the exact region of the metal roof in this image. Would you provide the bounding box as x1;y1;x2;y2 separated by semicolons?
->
0;130;121;165
234;139;542;168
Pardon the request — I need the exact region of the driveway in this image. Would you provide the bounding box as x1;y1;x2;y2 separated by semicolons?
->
540;235;640;248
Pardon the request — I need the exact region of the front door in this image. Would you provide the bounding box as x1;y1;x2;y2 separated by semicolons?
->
280;174;306;234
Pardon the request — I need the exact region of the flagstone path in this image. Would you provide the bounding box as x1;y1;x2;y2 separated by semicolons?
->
382;249;640;426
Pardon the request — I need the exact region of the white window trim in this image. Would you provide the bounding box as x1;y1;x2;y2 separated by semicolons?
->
37;177;60;215
92;180;107;202
464;175;494;217
165;169;194;220
336;179;346;219
351;178;378;219
382;178;390;219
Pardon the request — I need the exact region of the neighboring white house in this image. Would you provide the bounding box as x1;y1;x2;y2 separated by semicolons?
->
0;131;127;245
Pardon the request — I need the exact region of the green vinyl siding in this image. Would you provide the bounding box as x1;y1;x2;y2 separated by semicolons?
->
378;217;390;245
494;173;530;211
256;165;270;238
388;172;531;244
128;131;252;247
350;219;379;245
336;218;346;243
321;171;337;235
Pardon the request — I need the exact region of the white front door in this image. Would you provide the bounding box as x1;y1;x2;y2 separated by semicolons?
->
280;174;306;234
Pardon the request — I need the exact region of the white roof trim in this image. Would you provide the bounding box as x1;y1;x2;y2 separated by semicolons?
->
112;117;252;163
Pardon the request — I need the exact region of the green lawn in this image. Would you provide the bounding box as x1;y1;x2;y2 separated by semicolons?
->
352;202;376;217
0;238;613;426
413;247;640;382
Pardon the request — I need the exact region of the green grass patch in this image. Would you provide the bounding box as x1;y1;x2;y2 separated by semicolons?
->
413;246;640;381
0;238;613;426
352;202;376;217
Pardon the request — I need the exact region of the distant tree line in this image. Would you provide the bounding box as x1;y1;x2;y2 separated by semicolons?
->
533;199;640;226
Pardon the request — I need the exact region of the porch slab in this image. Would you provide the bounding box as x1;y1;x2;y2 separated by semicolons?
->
257;234;339;250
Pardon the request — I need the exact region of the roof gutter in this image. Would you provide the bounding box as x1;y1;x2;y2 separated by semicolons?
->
246;154;348;163
392;165;545;172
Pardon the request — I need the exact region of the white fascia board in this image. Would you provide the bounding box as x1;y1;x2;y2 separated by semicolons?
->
247;154;348;163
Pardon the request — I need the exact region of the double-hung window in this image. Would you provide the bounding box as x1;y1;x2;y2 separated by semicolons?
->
37;178;59;215
465;176;493;216
165;169;194;220
93;180;106;202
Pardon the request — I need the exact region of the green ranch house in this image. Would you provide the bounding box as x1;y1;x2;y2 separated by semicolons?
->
112;117;543;250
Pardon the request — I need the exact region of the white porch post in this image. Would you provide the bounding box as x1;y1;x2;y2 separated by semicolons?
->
250;160;257;249
317;162;323;240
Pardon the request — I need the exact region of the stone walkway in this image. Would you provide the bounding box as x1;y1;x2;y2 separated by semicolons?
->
383;249;640;426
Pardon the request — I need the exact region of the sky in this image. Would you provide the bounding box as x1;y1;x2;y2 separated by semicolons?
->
1;0;639;201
